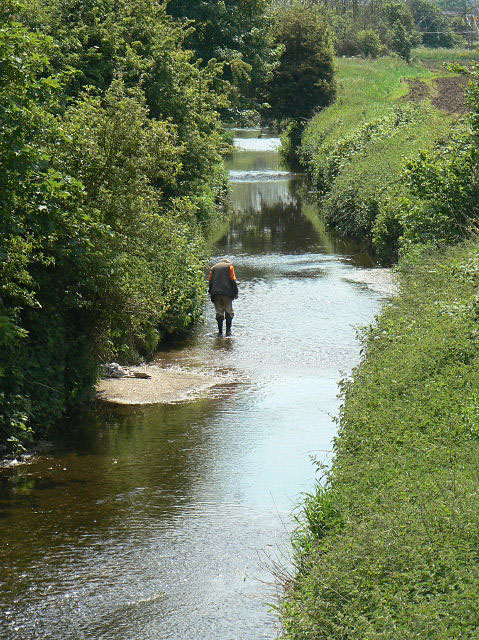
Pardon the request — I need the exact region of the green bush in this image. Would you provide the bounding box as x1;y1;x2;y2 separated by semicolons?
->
20;0;229;206
0;0;229;454
298;55;476;264
300;56;437;173
311;103;423;191
316;105;452;258
357;29;384;58
400;124;479;251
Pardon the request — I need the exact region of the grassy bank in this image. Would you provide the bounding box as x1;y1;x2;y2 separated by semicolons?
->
413;46;479;67
298;50;479;263
279;239;479;638
301;55;437;167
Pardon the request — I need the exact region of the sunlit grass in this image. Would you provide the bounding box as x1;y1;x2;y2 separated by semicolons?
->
412;45;479;65
280;239;479;638
298;53;466;261
280;50;479;639
303;55;448;156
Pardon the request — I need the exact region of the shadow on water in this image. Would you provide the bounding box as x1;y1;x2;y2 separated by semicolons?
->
0;129;384;640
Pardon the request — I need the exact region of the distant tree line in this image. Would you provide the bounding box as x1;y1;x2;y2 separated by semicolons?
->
276;0;477;62
166;0;280;121
165;0;338;124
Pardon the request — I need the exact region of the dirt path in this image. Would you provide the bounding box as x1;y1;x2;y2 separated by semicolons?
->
432;76;468;114
403;75;468;114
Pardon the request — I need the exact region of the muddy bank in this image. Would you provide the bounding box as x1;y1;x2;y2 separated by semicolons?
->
97;364;231;404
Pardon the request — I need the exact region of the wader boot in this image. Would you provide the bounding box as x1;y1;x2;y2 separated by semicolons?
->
217;317;224;336
225;315;233;337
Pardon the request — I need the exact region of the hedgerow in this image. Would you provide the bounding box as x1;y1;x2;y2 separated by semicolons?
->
298;53;479;264
320;106;452;255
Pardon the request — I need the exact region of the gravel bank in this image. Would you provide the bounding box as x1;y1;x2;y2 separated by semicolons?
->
97;364;228;405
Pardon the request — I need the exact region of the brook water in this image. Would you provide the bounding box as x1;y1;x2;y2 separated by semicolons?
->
0;131;384;640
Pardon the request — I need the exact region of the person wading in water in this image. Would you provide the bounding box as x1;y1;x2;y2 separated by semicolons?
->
208;258;239;336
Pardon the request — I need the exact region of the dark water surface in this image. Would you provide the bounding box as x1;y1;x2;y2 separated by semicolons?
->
0;131;383;640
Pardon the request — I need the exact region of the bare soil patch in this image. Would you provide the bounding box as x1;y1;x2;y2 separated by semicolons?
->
403;75;468;114
403;78;430;103
432;76;468;114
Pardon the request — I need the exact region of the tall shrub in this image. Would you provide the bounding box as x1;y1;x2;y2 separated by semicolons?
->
398;64;479;250
262;1;336;122
166;0;279;116
0;0;229;454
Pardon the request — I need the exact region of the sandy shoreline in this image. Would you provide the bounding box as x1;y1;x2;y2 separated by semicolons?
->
1;366;226;466
97;270;396;405
96;364;230;405
344;268;398;296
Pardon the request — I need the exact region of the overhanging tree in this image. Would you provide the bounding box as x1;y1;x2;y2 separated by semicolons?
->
166;0;279;116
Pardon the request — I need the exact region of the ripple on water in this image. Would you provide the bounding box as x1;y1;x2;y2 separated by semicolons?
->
229;169;298;183
233;137;281;152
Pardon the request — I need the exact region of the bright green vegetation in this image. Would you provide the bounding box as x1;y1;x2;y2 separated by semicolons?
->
320;105;453;253
0;0;233;454
301;56;438;158
280;239;479;639
299;51;479;263
280;49;479;639
414;46;479;65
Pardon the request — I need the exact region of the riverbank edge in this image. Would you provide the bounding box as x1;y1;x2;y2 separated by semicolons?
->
285;51;478;265
278;238;479;638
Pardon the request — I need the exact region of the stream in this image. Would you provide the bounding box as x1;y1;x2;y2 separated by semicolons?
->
0;130;384;640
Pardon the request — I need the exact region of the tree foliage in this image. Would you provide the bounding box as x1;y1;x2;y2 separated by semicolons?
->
0;0;229;454
166;0;279;117
299;0;456;57
20;0;228;202
409;0;455;48
262;1;336;122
